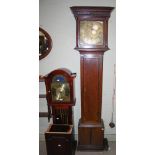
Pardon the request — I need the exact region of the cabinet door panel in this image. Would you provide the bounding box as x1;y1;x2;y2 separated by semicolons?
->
91;128;104;145
46;136;70;155
78;127;91;145
82;57;101;122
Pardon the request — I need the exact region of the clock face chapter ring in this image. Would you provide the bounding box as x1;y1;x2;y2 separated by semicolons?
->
51;82;70;102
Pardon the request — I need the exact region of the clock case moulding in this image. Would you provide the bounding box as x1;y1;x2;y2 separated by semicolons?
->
71;6;114;52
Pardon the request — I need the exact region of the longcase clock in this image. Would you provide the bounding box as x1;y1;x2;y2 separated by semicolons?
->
70;6;114;150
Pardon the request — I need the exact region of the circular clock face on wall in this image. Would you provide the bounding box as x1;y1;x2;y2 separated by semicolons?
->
79;21;103;46
39;27;52;60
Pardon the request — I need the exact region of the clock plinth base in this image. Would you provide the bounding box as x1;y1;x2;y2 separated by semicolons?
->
77;144;104;151
77;119;105;151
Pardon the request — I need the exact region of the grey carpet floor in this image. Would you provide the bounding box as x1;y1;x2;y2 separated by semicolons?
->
39;141;116;155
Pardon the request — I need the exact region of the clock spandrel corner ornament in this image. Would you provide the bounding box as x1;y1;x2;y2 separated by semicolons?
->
39;27;52;60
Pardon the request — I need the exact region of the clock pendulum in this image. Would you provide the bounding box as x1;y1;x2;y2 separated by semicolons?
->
71;6;114;150
109;64;116;128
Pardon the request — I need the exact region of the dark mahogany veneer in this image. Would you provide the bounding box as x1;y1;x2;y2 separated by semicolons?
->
44;69;77;155
71;6;114;150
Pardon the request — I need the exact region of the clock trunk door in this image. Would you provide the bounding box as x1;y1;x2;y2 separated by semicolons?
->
81;53;103;123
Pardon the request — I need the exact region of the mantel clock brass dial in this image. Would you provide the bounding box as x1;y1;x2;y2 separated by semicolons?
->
51;75;70;102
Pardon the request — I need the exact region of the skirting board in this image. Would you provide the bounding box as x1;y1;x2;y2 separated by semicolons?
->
39;133;116;141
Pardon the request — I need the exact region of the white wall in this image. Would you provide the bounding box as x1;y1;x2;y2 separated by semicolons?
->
39;0;116;141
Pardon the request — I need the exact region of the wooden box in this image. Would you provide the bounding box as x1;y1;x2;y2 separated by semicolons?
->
45;124;76;155
78;119;104;150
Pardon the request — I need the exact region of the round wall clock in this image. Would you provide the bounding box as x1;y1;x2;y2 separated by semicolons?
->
39;27;52;60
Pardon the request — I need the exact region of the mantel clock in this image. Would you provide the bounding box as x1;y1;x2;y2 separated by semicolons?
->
71;6;114;150
44;68;76;125
45;68;76;106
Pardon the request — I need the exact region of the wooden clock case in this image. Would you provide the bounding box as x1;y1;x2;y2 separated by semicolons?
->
45;68;76;107
44;68;77;155
71;6;114;150
44;68;76;125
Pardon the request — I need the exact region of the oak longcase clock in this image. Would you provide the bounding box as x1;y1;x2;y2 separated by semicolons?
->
71;6;114;150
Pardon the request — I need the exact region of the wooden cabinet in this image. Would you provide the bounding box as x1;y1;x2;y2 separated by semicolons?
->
45;125;75;155
45;136;70;155
78;119;104;150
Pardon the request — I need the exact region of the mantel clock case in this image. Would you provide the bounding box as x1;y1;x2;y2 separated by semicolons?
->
45;68;76;107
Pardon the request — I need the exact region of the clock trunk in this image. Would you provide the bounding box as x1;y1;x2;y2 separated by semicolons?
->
80;52;103;124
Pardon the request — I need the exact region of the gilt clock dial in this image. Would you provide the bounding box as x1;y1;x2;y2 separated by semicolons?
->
80;21;103;46
51;75;70;102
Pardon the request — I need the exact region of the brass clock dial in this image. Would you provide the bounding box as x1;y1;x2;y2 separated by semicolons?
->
80;21;103;46
51;75;70;102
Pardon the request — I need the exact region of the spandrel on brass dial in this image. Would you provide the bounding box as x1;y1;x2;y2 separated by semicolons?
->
80;21;103;45
51;75;70;102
